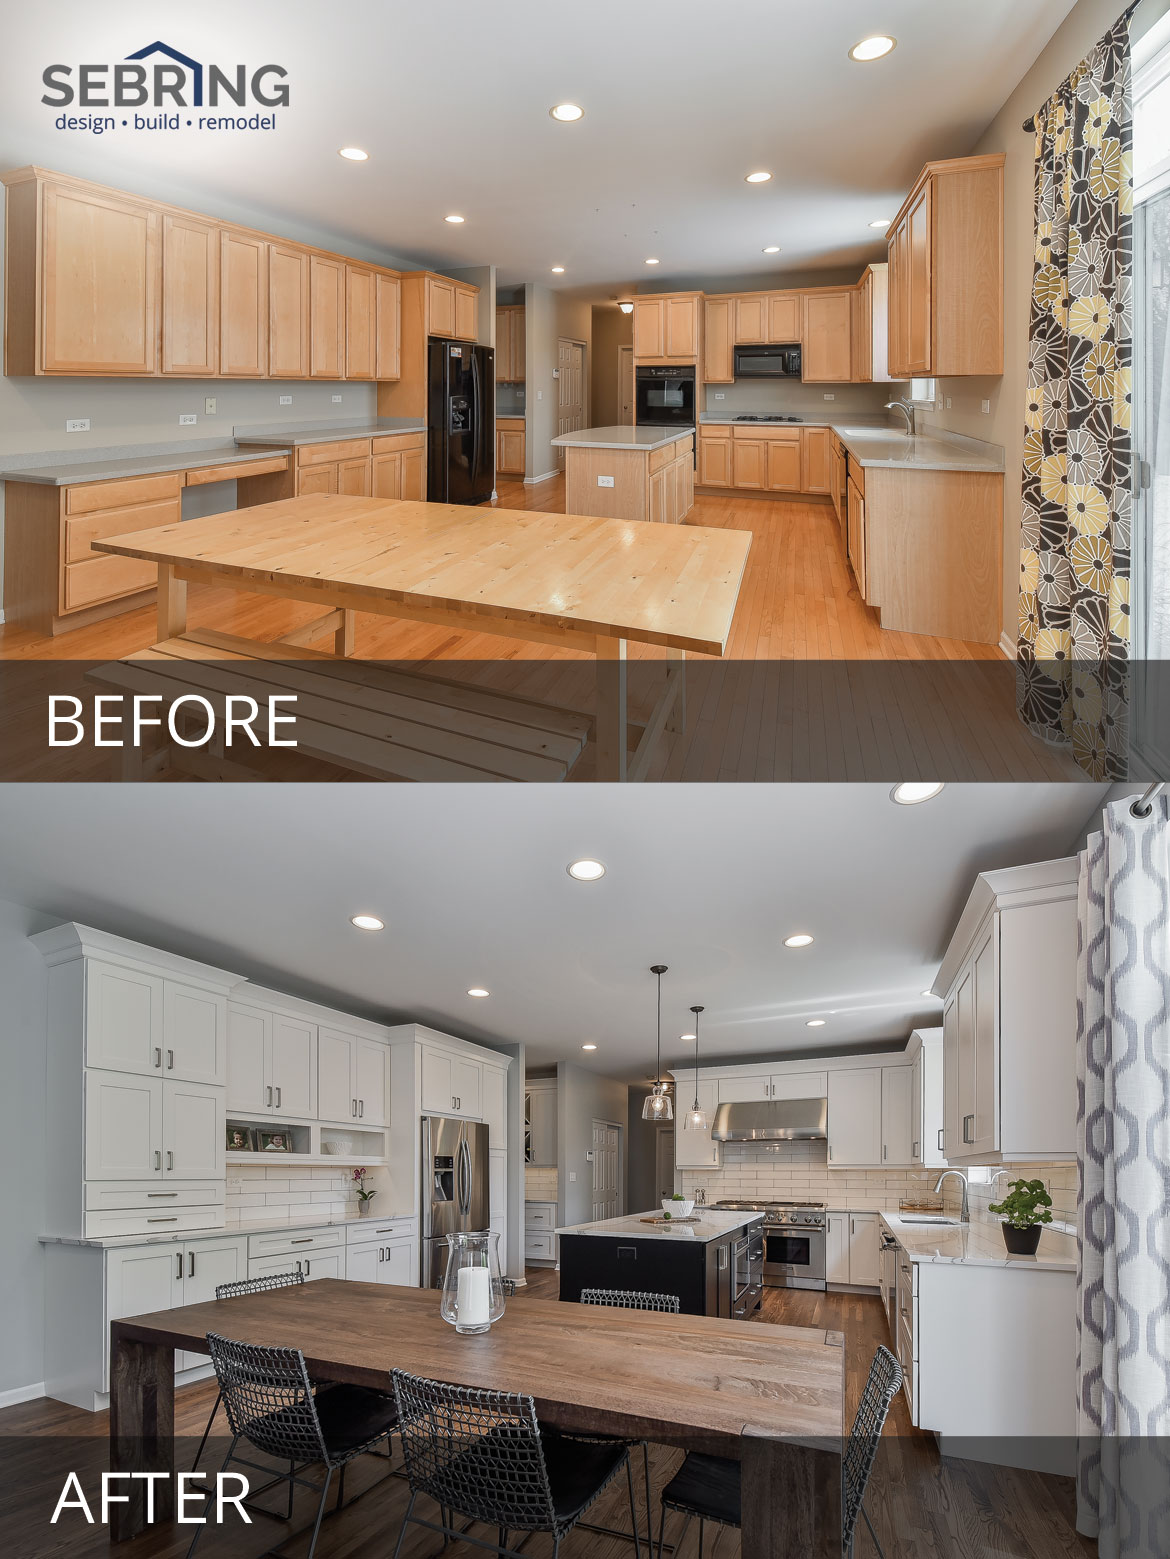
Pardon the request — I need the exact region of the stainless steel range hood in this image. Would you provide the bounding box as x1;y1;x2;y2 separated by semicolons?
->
711;1098;828;1142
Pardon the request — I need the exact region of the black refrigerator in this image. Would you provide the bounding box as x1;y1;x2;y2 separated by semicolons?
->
427;338;495;504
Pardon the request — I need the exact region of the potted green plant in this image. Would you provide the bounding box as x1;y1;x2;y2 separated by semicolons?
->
987;1177;1053;1254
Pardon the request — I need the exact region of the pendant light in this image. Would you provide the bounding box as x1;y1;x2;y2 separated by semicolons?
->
687;1006;708;1130
641;964;673;1121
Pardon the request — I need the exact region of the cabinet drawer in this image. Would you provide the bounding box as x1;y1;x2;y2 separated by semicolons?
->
85;1181;225;1212
62;553;158;612
846;456;866;499
247;1225;344;1258
185;456;288;486
524;1204;556;1230
346;1218;417;1247
371;433;425;454
65;473;182;515
296;439;371;466
64;499;179;563
524;1232;555;1259
84;1207;226;1238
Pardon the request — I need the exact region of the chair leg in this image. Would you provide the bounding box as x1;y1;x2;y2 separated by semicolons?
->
335;1462;346;1510
698;1516;704;1559
190;1390;221;1473
625;1451;642;1559
642;1440;653;1546
861;1503;886;1559
655;1498;668;1559
391;1490;416;1559
287;1458;296;1520
303;1468;334;1559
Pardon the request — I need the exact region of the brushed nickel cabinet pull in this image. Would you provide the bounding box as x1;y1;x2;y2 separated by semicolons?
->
188;1251;195;1278
963;1114;974;1144
146;1217;177;1225
154;1150;161;1171
147;1192;177;1198
166;1151;173;1171
938;1128;945;1151
352;1099;357;1117
267;1086;273;1108
275;1087;281;1108
155;1048;162;1069
167;1050;174;1070
305;1260;310;1275
358;1099;363;1118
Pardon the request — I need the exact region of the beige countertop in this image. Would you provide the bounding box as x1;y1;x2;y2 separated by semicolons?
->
881;1212;1076;1271
233;418;426;447
0;440;290;487
696;415;1003;474
551;425;694;452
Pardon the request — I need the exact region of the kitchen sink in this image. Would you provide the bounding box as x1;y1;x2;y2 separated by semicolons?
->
897;1214;960;1224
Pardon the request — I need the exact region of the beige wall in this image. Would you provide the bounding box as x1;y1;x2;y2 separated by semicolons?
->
590;305;633;425
922;0;1170;647
521;285;592;481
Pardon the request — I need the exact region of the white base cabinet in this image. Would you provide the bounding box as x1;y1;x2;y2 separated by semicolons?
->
524;1200;558;1266
346;1217;418;1287
826;1211;879;1288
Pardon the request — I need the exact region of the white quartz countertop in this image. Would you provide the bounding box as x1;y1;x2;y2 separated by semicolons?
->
557;1208;762;1243
880;1213;1076;1271
550;425;694;452
40;1209;416;1250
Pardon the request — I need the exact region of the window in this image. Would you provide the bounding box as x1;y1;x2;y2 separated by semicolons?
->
907;377;937;407
1135;11;1170;204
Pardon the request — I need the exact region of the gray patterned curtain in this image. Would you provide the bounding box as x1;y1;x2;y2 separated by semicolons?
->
1017;8;1137;779
1075;793;1170;1558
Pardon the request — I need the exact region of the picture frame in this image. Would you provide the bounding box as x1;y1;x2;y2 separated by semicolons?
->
258;1129;292;1153
226;1124;255;1152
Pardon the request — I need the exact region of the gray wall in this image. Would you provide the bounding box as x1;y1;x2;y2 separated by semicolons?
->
555;1061;628;1227
626;1089;662;1213
523;282;559;481
0;896;53;1397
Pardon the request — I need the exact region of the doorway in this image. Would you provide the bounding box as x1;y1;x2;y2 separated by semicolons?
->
654;1125;676;1203
556;338;586;467
618;345;634;425
590;1119;621;1220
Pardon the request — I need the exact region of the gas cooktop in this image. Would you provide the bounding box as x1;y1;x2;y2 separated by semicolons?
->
712;1199;825;1211
733;415;804;424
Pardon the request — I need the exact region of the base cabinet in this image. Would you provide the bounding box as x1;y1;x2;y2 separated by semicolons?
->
826;1212;879;1288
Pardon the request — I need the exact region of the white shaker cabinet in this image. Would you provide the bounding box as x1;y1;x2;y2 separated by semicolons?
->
318;1027;387;1125
524;1079;557;1165
85;961;163;1076
85;1071;163;1180
826;1213;850;1284
421;1047;482;1117
826;1067;882;1166
162;1078;224;1180
482;1064;507;1148
227;1003;318;1119
848;1213;880;1287
271;1014;317;1118
880;1066;913;1166
161;981;227;1085
675;1080;722;1168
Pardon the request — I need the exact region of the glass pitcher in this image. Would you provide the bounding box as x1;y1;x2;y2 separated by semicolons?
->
440;1230;507;1335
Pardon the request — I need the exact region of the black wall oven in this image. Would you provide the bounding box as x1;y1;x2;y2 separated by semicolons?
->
635;365;696;429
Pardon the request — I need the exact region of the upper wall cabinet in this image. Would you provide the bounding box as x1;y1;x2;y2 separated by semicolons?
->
802;291;853;383
703;297;734;383
423;272;479;342
84;959;227;1087
1;166;405;382
886;154;1005;379
495;305;526;382
633;293;701;363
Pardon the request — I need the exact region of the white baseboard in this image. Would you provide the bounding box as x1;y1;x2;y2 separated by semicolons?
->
0;607;6;625
524;470;560;485
998;630;1016;661
0;1381;45;1409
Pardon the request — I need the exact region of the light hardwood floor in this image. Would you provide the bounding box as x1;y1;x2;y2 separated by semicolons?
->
1;1270;1091;1559
0;477;1081;780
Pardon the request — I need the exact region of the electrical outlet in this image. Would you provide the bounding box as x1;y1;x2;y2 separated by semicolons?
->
65;418;90;433
946;397;952;410
824;393;836;401
981;399;991;414
714;391;725;400
597;474;615;488
331;394;342;403
279;395;293;406
179;413;197;425
537;390;543;400
568;1170;577;1183
204;397;217;414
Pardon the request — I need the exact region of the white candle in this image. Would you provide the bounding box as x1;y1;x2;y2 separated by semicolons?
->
456;1264;491;1327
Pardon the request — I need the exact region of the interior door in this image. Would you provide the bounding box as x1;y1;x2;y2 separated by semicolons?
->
163;981;225;1086
594;1120;621;1218
86;961;163;1076
163;1079;223;1180
271;1015;316;1118
556;339;584;465
317;1027;356;1123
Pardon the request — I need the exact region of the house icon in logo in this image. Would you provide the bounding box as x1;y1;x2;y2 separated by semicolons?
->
124;41;203;106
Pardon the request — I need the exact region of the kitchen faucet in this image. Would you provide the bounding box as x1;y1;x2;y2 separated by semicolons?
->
885;399;916;435
934;1169;970;1224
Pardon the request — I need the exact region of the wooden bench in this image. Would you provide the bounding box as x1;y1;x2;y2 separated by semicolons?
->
88;628;592;782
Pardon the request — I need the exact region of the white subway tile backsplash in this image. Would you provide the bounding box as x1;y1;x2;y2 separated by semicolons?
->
226;1164;360;1225
678;1139;944;1209
525;1167;559;1200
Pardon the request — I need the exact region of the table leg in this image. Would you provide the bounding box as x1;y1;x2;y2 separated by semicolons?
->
109;1327;176;1541
594;637;628;782
335;609;356;657
157;565;187;642
740;1436;840;1559
665;648;687;735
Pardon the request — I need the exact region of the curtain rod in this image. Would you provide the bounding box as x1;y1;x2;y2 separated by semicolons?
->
1130;783;1165;819
1022;0;1142;131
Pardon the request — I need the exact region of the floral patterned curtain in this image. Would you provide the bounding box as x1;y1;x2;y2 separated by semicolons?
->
1017;8;1136;779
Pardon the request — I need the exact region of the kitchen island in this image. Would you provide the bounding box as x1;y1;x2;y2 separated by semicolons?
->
551;426;694;525
557;1208;762;1317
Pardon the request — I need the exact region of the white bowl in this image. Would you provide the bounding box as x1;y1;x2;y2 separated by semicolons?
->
323;1139;354;1156
661;1197;695;1218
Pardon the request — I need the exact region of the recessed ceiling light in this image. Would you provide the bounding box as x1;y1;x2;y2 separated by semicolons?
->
645;257;660;265
680;1032;696;1041
806;1019;826;1028
444;214;465;224
338;147;368;161
869;219;891;230
567;859;606;881
467;987;490;998
551;266;565;273
549;103;584;122
850;35;897;62
784;933;815;948
762;245;781;254
350;914;384;931
745;171;773;183
582;1043;598;1051
891;782;946;805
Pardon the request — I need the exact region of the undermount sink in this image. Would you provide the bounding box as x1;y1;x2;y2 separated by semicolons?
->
897;1214;960;1225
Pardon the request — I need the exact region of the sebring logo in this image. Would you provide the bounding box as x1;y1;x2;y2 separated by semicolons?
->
43;40;289;137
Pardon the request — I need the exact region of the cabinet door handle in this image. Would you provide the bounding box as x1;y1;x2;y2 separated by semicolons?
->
155;1048;162;1070
166;1151;173;1171
291;1238;313;1245
177;1253;183;1278
358;1099;363;1118
154;1150;161;1171
379;1247;385;1262
167;1050;174;1071
963;1114;974;1144
145;1217;177;1225
147;1192;177;1198
851;1217;856;1235
912;1140;920;1158
883;1146;888;1161
296;1259;302;1274
188;1251;195;1278
305;1260;310;1276
352;1099;357;1117
267;1086;273;1108
275;1087;281;1109
938;1128;945;1151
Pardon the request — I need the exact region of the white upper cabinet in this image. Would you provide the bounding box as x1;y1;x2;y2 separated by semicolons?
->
525;1081;557;1165
717;1074;771;1103
880;1066;913;1166
162;981;227;1085
227;1003;317;1118
482;1065;507;1148
317;1026;387;1125
827;1067;882;1167
452;1057;482;1118
271;1014;317;1118
716;1069;826;1103
86;962;163;1075
226;1004;268;1114
909;1028;946;1167
675;1079;722;1168
421;1047;484;1118
162;1078;224;1179
85;1070;162;1180
354;1037;388;1127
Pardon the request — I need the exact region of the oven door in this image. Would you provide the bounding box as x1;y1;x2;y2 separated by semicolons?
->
762;1226;827;1289
635;369;696;427
732;1234;752;1318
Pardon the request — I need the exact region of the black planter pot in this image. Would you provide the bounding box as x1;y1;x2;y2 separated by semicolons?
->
1001;1223;1042;1255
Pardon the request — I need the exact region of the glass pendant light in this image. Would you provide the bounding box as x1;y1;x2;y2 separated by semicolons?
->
641;964;673;1121
687;1005;708;1130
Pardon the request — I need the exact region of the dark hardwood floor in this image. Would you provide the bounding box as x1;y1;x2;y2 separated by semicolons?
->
1;1268;1091;1559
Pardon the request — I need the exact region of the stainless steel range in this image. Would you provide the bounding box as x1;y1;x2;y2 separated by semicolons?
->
713;1200;827;1290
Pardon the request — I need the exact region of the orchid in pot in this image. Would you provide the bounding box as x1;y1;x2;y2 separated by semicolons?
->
353;1167;377;1217
987;1177;1052;1254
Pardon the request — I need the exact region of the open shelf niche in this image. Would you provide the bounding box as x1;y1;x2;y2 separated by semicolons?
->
226;1117;389;1167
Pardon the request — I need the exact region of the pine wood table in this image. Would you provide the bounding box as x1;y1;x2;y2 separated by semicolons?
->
93;494;751;782
108;1279;843;1555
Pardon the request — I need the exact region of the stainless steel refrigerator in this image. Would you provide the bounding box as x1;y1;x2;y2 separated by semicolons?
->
426;338;495;505
421;1114;491;1288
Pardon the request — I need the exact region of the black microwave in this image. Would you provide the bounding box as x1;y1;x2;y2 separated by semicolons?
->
733;344;802;379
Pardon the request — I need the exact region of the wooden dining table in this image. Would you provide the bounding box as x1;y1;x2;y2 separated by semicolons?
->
93;495;752;781
108;1279;844;1556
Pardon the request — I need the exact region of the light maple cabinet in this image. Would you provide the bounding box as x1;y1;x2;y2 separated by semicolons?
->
318;1026;387;1126
698;430;732;485
309;254;346;378
734;295;768;344
633;293;701;362
846;473;866;596
768;293;801;343
496;420;526;475
495;305;526;381
801;426;832;495
886;155;1005;378
732;437;766;490
851;264;891;384
802;291;853;382
375;272;401;379
345;265;376;379
371;432;426;499
455;284;478;341
220;230;268;378
268;243;310;378
338;455;372;495
766;432;802;492
424;274;479;341
702;297;734;382
161;214;219;376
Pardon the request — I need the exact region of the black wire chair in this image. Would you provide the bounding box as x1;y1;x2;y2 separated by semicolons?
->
190;1270;306;1476
654;1344;903;1559
389;1367;642;1559
185;1333;398;1559
576;1288;681;1548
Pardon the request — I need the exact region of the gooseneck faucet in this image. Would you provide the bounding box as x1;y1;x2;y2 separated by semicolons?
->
885;399;916;435
934;1169;970;1224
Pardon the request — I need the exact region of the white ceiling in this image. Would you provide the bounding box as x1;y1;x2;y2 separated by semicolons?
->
0;1;1077;292
0;784;1114;1080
